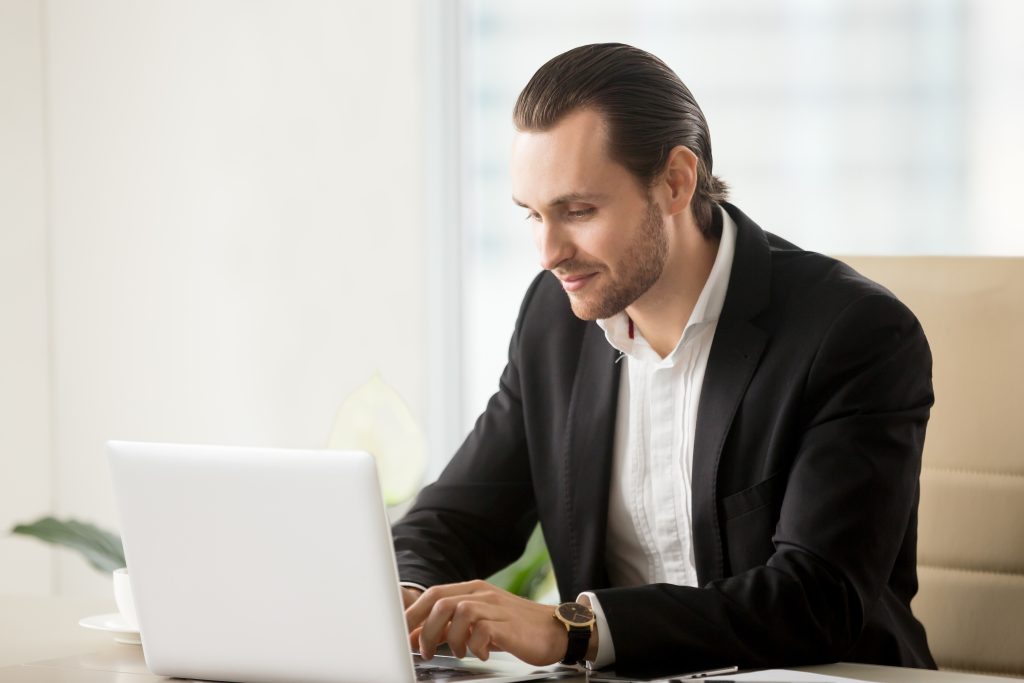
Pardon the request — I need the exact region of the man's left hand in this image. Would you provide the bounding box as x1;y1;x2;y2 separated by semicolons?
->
404;580;568;666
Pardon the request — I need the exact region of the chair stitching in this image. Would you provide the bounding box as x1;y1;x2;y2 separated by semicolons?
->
920;564;1024;579
923;466;1024;480
939;664;1024;679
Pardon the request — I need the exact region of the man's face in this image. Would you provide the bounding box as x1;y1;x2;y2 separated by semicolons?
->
510;108;668;321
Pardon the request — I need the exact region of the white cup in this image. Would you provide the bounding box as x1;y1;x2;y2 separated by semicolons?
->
113;568;139;630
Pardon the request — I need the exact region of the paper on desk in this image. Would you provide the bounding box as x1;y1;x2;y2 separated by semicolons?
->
707;670;875;683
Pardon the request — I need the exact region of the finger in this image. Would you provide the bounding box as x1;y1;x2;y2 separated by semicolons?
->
419;623;450;660
418;597;462;660
408;626;422;653
415;622;451;658
405;581;488;629
466;620;495;661
445;600;498;659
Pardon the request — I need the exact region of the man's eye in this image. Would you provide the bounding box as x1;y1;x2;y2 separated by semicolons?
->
524;212;540;222
568;208;595;220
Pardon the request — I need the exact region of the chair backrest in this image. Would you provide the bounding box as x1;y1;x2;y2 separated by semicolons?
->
840;256;1024;678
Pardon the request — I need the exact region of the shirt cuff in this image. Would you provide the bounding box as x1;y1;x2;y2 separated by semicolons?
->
578;591;615;670
400;581;427;593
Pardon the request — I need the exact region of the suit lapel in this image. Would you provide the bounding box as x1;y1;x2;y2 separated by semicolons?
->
691;203;771;585
561;322;620;596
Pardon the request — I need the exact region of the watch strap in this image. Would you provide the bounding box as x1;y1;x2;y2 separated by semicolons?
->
561;624;591;665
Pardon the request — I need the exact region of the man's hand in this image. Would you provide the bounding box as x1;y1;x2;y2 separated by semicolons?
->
404;579;573;666
402;586;424;610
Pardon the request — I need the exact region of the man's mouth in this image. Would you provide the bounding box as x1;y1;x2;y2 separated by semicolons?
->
559;272;597;293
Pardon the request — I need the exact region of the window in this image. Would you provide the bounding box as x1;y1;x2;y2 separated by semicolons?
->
433;0;1024;459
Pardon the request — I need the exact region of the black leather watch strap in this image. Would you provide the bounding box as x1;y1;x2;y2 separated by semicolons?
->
561;625;591;665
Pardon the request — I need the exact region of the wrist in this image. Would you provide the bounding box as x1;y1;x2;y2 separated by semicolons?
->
554;601;596;665
578;595;599;662
551;617;570;662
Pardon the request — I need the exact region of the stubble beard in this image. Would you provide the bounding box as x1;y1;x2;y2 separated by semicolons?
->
566;197;668;321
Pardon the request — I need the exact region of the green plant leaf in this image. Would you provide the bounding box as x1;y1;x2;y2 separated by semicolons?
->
10;516;125;574
327;373;426;506
487;524;553;599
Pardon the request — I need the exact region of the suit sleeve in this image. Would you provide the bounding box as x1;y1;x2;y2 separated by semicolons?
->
591;293;933;674
390;274;545;589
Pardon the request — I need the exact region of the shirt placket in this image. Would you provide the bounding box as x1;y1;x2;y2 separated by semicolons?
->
673;341;698;587
650;361;686;582
630;363;662;583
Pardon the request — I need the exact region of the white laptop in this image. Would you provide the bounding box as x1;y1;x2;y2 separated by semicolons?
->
107;441;570;683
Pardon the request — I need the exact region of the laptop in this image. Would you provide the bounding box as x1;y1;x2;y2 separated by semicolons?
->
107;441;571;683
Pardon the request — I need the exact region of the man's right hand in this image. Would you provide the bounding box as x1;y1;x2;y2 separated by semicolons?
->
402;586;424;610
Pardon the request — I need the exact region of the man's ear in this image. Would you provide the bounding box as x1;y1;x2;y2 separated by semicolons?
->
663;145;698;216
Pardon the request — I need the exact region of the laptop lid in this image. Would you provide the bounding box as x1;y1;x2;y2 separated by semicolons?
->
108;441;415;683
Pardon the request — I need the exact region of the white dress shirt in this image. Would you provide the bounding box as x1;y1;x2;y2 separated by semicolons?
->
580;207;737;669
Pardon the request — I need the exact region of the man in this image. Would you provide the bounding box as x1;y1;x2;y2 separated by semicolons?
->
394;43;935;676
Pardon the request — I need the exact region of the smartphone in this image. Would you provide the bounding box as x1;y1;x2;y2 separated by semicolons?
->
587;664;739;682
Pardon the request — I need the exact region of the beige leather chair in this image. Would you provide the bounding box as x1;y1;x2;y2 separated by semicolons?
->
841;257;1024;678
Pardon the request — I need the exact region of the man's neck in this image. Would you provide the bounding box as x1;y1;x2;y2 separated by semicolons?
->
625;220;721;359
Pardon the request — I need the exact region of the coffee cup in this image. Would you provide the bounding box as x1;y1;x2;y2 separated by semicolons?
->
113;568;139;630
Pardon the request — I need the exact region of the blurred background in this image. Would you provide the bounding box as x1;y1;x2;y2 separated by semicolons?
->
2;0;1021;599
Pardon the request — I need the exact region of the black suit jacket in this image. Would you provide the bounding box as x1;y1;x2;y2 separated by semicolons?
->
393;203;935;675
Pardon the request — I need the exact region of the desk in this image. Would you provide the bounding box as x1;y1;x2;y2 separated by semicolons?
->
2;646;1020;683
0;595;112;668
1;596;1017;683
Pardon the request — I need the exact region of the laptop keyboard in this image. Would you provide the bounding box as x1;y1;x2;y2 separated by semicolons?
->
415;664;482;680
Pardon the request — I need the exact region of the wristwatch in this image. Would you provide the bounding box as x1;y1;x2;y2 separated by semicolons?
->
553;601;595;665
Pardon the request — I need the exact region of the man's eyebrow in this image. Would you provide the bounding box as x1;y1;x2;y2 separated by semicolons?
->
512;192;608;209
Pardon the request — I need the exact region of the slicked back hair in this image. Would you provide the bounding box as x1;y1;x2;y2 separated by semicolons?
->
513;43;728;238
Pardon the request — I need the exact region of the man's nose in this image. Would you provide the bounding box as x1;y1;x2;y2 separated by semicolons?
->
535;221;573;271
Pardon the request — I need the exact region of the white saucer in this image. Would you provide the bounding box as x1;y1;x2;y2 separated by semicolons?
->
79;613;141;645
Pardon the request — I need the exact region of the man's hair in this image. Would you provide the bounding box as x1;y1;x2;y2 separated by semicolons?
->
513;43;728;238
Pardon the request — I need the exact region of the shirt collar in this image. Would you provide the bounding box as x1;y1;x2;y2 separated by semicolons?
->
597;205;737;362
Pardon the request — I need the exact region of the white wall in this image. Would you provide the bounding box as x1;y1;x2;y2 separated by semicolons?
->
1;0;427;597
0;0;53;596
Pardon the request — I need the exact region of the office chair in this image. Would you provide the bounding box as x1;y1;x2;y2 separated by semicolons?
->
841;256;1024;678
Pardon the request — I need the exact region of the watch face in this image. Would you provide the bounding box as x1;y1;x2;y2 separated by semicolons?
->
557;602;594;625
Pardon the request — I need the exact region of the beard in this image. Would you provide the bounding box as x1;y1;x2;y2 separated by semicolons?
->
563;196;668;321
